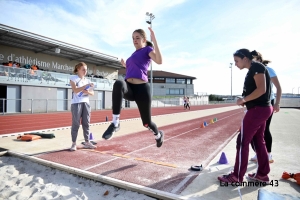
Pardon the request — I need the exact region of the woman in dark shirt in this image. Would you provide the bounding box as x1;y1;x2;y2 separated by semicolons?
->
218;49;273;183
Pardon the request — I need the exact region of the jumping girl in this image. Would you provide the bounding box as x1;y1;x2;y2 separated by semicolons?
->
102;27;164;147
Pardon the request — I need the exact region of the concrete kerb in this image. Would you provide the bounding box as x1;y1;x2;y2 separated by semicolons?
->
7;151;188;200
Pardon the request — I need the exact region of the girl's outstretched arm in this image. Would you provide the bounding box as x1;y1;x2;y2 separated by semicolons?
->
148;27;162;65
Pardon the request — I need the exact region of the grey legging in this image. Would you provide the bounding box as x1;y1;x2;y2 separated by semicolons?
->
71;102;91;142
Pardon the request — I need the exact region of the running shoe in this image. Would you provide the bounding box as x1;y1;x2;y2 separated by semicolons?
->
218;172;241;183
155;130;164;148
248;173;269;183
102;123;120;140
250;154;274;163
70;143;77;151
250;154;257;162
83;141;96;149
268;154;274;163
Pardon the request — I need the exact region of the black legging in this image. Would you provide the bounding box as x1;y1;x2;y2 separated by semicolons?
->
251;99;274;153
112;80;159;135
185;103;190;109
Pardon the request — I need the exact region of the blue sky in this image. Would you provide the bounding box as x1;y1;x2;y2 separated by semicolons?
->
1;0;300;95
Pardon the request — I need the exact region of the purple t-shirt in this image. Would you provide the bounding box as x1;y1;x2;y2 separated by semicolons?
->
125;46;153;82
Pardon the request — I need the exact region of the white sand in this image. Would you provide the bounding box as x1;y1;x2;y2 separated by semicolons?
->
0;155;156;200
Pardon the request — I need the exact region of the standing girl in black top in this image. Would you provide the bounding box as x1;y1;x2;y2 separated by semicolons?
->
218;49;273;183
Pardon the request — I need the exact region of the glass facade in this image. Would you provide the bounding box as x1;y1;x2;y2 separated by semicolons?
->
167;88;184;95
176;78;185;84
166;78;176;83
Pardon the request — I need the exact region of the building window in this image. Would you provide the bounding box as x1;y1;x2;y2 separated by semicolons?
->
176;78;185;84
166;78;175;83
187;79;191;84
167;88;184;95
153;77;165;83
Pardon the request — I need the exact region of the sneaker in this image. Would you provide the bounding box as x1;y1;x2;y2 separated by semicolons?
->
70;143;77;151
155;130;164;148
250;154;257;162
83;141;96;149
268;154;274;163
250;154;274;163
102;123;120;140
248;173;269;183
218;172;241;183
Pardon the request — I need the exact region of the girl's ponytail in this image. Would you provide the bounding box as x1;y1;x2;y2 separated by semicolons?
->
146;40;153;47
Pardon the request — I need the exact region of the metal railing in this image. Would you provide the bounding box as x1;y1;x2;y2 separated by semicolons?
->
0;98;103;115
0;65;114;90
123;99;210;108
0;98;215;115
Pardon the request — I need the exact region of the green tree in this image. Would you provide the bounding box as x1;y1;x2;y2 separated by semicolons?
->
209;94;223;101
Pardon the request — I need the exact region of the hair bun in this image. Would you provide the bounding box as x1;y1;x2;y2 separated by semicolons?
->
146;40;153;47
251;50;258;56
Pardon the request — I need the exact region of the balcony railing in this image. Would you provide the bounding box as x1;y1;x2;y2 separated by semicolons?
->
0;65;114;90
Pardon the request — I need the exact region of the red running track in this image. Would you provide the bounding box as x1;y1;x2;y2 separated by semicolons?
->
36;108;243;194
0;104;234;135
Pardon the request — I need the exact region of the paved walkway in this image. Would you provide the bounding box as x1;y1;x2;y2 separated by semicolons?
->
0;106;299;199
181;108;300;200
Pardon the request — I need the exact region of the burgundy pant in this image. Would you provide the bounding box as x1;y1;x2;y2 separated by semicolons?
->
233;106;273;181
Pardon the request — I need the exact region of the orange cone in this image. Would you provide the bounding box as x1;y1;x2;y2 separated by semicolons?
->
210;119;214;124
200;123;205;128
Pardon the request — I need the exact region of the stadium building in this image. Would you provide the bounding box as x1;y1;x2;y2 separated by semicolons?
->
0;23;206;114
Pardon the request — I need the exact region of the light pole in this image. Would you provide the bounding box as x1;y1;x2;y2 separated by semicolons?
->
146;12;155;97
229;63;233;99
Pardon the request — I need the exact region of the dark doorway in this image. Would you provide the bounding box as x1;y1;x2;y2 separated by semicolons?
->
0;85;7;113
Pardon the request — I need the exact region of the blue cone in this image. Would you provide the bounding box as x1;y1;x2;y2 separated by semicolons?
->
89;132;94;140
218;152;228;164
